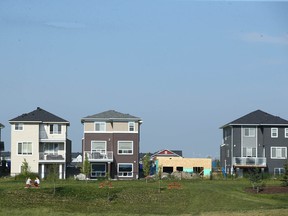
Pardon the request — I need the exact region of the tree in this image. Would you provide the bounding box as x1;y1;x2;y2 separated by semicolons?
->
47;164;59;196
248;168;263;193
281;162;288;187
81;153;91;181
143;153;151;182
21;159;30;177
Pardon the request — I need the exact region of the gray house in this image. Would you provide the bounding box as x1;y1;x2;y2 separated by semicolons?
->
220;110;288;176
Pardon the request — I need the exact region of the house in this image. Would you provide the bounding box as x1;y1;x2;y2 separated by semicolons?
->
152;149;212;177
9;107;71;179
81;110;142;179
220;109;288;176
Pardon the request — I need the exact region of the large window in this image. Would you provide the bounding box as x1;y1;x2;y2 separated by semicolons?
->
15;123;23;131
128;122;135;132
50;124;61;134
271;128;278;138
118;141;133;154
243;147;256;157
91;163;106;177
18;142;32;155
91;141;106;154
244;128;255;137
95;122;106;131
271;147;287;159
44;143;59;154
118;163;133;177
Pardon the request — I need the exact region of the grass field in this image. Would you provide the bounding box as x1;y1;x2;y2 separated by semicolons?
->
0;177;287;215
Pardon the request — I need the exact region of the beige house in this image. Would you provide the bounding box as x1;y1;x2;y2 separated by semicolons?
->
153;149;212;177
9;107;71;179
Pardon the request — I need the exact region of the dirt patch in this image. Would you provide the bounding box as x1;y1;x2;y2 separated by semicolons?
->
245;186;288;194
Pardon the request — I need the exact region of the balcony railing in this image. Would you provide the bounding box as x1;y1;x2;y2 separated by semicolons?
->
233;157;266;167
39;153;65;161
84;151;113;162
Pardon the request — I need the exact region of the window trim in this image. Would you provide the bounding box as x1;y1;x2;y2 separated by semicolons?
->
271;146;287;159
91;163;106;177
49;124;62;134
15;123;24;131
118;141;133;155
271;128;278;138
94;122;106;132
285;128;288;138
17;141;32;155
243;127;255;137
117;163;133;177
274;168;285;176
91;140;107;154
128;122;135;132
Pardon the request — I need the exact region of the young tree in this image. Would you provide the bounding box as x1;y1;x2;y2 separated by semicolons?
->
248;168;263;193
21;158;30;177
47;164;59;196
281;163;288;187
81;153;91;181
143;153;151;183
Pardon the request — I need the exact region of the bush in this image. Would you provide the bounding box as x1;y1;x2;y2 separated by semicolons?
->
14;172;39;181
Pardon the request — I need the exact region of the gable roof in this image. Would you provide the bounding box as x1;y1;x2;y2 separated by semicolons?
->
81;110;141;123
151;149;183;158
221;110;288;128
9;107;69;125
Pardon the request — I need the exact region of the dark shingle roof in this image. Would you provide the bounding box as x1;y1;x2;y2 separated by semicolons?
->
221;110;288;128
81;110;141;122
9;107;69;124
0;123;4;128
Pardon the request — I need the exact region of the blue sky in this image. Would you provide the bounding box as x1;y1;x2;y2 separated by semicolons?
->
0;1;288;158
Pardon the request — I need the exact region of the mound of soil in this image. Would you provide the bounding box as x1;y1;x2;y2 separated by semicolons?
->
245;186;288;194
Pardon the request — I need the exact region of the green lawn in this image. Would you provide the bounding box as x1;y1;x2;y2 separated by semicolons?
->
0;178;287;215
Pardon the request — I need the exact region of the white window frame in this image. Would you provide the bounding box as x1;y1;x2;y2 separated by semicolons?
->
242;147;256;157
274;168;285;176
17;142;32;155
271;128;278;138
117;163;133;177
128;122;135;132
95;122;106;132
50;124;62;134
244;128;255;137
285;128;288;138
271;147;287;159
91;163;106;177
15;123;24;131
91;141;107;154
44;143;59;154
118;141;133;155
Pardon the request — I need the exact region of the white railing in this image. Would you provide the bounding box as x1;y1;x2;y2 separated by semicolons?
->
233;157;266;167
39;153;65;161
84;151;113;162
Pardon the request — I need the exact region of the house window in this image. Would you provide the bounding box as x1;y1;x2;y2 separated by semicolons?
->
128;122;135;131
118;141;133;154
50;124;61;134
271;128;278;138
18;142;32;155
285;128;288;138
243;147;256;157
15;123;23;131
271;147;287;159
118;163;133;177
91;141;106;154
44;143;59;154
95;122;106;131
274;168;285;176
244;128;255;137
91;163;106;177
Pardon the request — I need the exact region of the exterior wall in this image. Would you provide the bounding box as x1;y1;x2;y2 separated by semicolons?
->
84;121;139;132
10;123;40;176
39;123;67;141
156;157;212;177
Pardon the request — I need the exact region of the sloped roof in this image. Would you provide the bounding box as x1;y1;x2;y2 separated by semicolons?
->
9;107;69;125
151;149;183;158
81;110;141;122
0;123;4;128
221;110;288;128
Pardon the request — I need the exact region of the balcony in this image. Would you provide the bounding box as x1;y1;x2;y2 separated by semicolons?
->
84;151;113;162
39;153;65;162
233;157;266;167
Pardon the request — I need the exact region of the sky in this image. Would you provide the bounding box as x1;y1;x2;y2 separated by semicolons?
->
0;0;288;159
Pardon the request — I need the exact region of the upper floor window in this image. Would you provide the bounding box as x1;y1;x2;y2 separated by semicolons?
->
271;147;287;159
271;128;278;138
244;128;255;137
50;124;61;134
243;147;256;157
18;142;32;155
128;122;135;132
15;123;23;131
91;141;106;154
285;128;288;138
95;122;106;131
118;141;133;154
